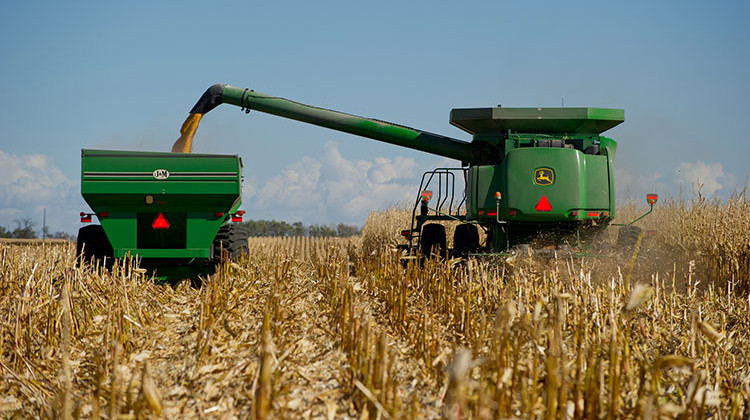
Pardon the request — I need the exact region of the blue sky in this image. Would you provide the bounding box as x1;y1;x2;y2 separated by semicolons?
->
1;0;748;234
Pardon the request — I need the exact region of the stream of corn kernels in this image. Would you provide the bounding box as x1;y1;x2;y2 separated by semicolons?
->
171;113;203;153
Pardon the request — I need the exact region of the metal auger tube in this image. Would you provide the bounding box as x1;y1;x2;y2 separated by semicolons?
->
189;84;480;164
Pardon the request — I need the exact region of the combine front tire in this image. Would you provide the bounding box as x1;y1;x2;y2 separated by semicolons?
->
213;225;249;261
420;223;446;259
76;225;113;268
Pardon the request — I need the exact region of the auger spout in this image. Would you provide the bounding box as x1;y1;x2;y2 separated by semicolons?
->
173;84;480;164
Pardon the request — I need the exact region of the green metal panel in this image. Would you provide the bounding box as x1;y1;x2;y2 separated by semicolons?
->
468;148;613;222
81;149;242;260
504;148;582;220
468;165;501;218
584;156;609;209
450;107;624;135
600;136;618;218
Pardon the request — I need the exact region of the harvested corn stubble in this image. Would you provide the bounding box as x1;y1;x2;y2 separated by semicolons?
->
1;195;749;418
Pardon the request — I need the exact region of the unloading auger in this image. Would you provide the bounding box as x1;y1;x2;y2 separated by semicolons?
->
172;84;486;164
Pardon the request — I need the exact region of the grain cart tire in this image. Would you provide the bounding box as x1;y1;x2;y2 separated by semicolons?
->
76;224;113;268
453;224;480;257
420;223;446;259
213;225;249;262
616;226;643;250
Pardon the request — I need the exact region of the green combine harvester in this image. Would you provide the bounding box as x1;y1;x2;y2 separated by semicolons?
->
78;83;656;279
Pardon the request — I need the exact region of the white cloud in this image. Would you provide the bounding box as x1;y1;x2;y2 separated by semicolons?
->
614;166;667;204
616;161;738;201
243;141;427;225
0;150;81;234
675;161;735;196
0;151;75;206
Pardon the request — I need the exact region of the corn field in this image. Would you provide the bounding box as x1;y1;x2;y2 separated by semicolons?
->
1;196;749;418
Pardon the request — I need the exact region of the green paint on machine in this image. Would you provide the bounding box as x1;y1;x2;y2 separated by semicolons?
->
78;83;633;279
79;149;243;280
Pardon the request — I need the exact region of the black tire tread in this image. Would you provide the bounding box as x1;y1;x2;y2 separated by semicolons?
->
420;223;447;259
76;225;113;267
453;223;480;257
213;225;249;261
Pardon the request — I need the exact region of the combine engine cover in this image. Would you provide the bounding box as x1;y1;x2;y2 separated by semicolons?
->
468;146;613;220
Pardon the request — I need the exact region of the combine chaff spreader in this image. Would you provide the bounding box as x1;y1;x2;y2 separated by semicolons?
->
78;83;656;278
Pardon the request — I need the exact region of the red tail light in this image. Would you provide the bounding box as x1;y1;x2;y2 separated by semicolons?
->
570;211;579;217
508;210;517;216
588;211;600;218
80;212;92;223
400;229;412;240
231;210;245;222
646;193;659;206
152;213;170;229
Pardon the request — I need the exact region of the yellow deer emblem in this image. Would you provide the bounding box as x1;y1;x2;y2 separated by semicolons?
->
534;168;554;185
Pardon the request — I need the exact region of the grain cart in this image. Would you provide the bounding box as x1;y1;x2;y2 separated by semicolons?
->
172;84;654;257
77;149;248;280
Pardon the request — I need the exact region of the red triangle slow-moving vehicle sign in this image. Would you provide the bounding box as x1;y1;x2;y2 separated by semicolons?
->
535;196;552;212
152;213;170;229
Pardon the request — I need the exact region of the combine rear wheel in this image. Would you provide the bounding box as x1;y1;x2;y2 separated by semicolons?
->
213;224;249;262
76;225;113;268
453;224;480;257
420;223;446;259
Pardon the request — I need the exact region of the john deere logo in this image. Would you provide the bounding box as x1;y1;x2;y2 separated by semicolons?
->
534;168;554;185
153;169;170;180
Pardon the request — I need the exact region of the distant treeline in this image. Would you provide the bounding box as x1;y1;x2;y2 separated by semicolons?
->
0;217;74;241
0;216;359;241
239;220;361;238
